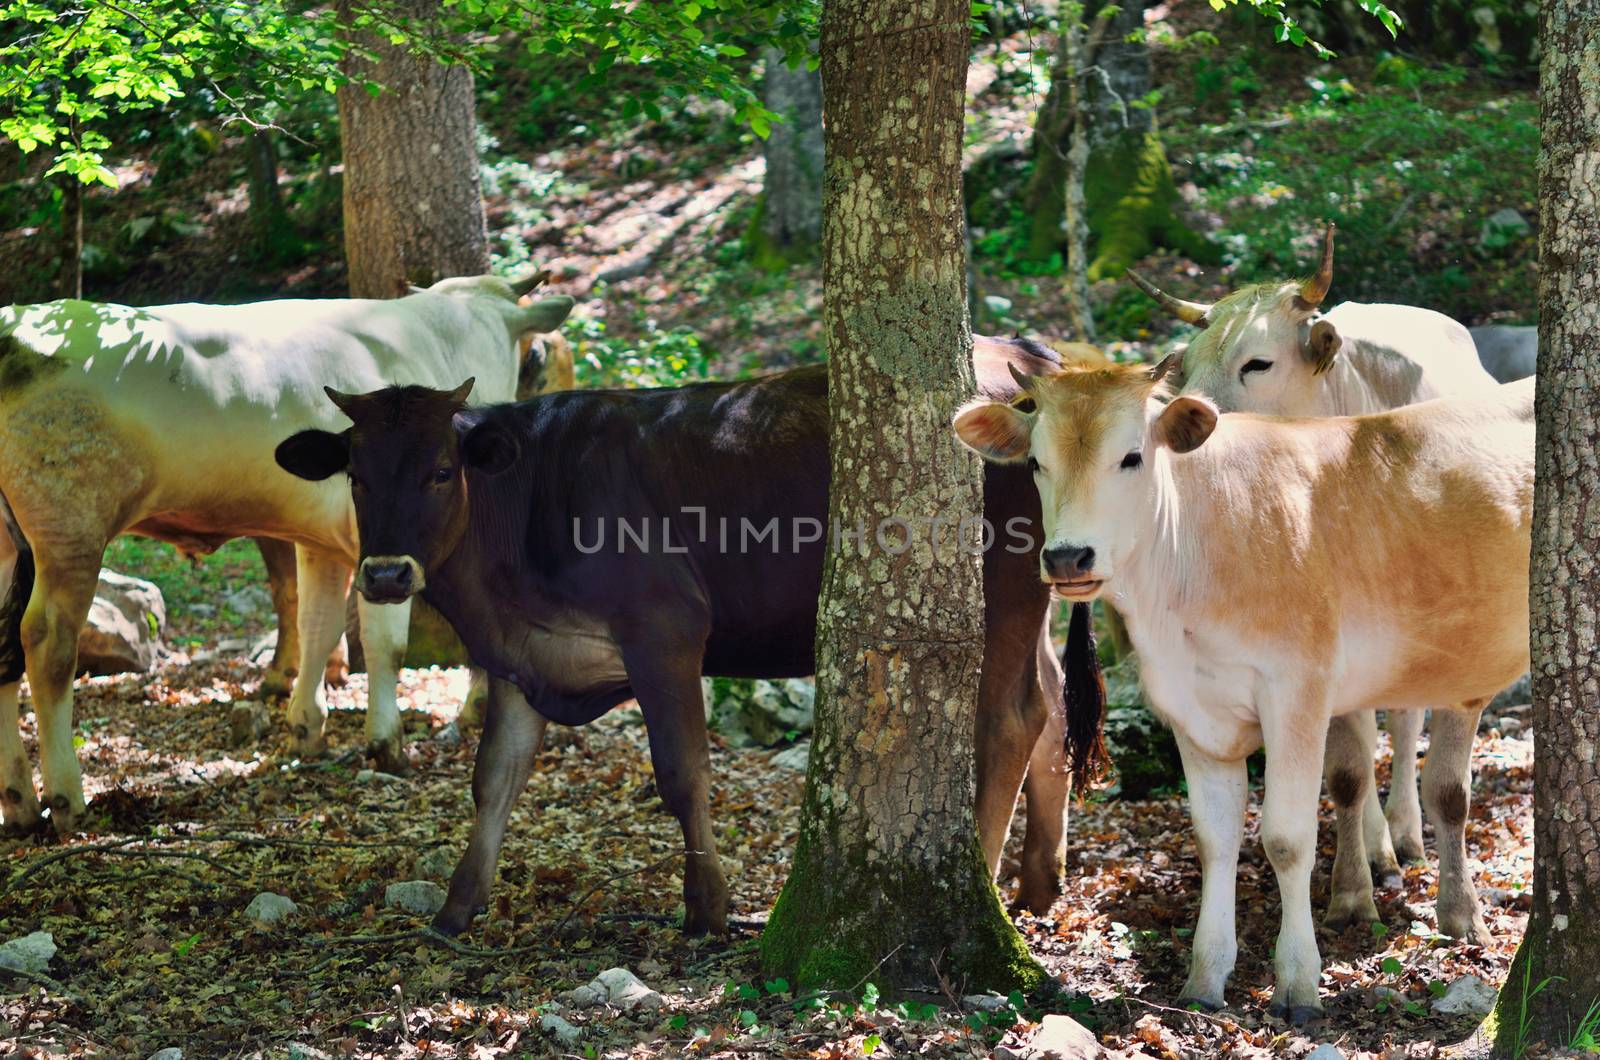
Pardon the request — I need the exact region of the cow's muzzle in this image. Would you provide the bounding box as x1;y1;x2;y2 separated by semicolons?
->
358;555;425;604
1041;544;1103;599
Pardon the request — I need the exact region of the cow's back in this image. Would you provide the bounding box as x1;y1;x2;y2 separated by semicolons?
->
1324;301;1498;410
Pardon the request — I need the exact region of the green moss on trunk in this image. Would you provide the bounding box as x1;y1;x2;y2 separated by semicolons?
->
1083;130;1213;280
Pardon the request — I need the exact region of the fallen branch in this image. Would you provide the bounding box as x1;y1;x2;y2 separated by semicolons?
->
0;964;84;1006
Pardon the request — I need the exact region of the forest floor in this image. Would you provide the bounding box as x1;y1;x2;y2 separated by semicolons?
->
0;578;1536;1059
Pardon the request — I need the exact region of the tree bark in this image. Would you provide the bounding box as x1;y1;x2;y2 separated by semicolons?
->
246;130;293;262
57;174;82;299
759;0;1041;996
337;0;489;297
1493;0;1600;1049
752;46;824;268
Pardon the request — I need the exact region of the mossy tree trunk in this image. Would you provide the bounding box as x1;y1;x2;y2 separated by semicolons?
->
246;130;295;264
750;46;823;270
759;0;1043;997
1493;0;1600;1049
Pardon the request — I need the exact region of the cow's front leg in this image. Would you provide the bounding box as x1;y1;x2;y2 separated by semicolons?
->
1324;713;1380;930
21;555;102;834
974;631;1050;897
1174;732;1248;1011
1383;708;1426;864
1424;700;1491;946
1260;693;1330;1024
356;593;412;773
285;546;351;758
621;635;728;936
435;677;547;935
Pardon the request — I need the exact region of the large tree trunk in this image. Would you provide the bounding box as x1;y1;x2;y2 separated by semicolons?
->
759;0;1041;995
751;47;824;269
337;0;489;297
1493;0;1600;1049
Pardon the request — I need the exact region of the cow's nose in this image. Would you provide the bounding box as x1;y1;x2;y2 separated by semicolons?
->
1041;545;1095;580
360;560;414;603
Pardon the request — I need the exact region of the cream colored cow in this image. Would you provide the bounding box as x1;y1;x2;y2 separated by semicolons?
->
0;275;572;834
953;360;1531;1020
1130;226;1504;921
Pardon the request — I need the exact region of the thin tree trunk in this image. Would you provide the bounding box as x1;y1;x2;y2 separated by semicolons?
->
337;0;489;297
754;46;823;266
759;0;1041;995
246;130;292;262
58;175;82;299
1060;24;1096;344
1493;0;1600;1049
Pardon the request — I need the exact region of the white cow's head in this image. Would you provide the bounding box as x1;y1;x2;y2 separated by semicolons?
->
411;270;576;367
952;356;1217;597
1129;224;1342;416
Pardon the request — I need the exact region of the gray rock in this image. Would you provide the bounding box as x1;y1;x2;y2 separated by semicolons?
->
566;967;663;1011
1470;326;1536;385
963;992;1011;1012
772;741;810;772
286;1045;333;1060
707;677;816;747
1024;1014;1103;1059
78;570;166;676
1479;208;1532;250
0;931;55;974
414;846;456;881
1373;985;1406;1007
431;720;461;749
222;584;273;617
1491;671;1534;711
216;637;251;654
244;892;297;927
1497;716;1525;737
385;880;447;917
1305;1046;1345;1060
540;1012;582;1045
355;769;404;785
147;1049;184;1060
228;700;271;748
1432;974;1498;1017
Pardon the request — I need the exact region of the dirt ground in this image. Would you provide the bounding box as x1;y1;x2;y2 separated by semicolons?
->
0;600;1533;1058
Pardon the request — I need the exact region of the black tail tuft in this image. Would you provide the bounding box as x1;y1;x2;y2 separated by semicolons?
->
1062;601;1109;791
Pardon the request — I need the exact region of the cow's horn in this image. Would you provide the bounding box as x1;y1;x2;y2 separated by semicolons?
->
324;387;359;417
1126;269;1212;326
1148;352;1181;384
1007;361;1037;393
509;269;553;298
1299;223;1335;307
446;378;475;406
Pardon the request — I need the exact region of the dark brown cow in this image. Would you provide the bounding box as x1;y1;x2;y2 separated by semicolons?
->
275;337;1084;935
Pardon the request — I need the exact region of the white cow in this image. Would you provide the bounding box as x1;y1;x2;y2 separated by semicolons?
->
0;274;573;834
1128;226;1503;921
954;360;1532;1020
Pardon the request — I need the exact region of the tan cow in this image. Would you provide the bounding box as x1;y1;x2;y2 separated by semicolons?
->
0;275;572;834
953;360;1531;1020
1129;226;1505;919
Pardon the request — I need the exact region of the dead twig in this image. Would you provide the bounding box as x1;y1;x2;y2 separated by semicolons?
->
1118;992;1243;1029
0;964;85;1006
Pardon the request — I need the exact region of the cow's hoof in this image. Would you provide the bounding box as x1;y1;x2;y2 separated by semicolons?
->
368;738;410;776
1438;909;1493;948
289;726;328;760
1013;878;1063;917
1324;897;1381;933
259;669;294;699
681;907;729;938
1267;998;1323;1025
1391;833;1425;865
431;902;481;938
44;793;86;836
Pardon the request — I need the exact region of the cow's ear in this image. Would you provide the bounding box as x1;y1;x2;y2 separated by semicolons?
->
511;296;575;336
276;430;350;481
1153;395;1217;454
460;421;520;476
1304;318;1343;375
953;399;1033;464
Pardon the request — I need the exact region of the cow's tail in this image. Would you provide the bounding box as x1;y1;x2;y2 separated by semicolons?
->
1062;601;1109;791
0;486;34;686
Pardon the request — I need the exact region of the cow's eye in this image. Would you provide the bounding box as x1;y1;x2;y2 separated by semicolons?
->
432;466;453;484
1120;451;1143;471
1027;456;1041;473
1240;358;1273;377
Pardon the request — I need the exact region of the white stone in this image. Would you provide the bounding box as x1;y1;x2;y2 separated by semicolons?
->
1432;974;1498;1017
414;846;456;880
540;1012;582;1045
566;967;662;1011
79;570;166;675
355;769;404;785
385;880;447;917
772;742;810;772
1024;1014;1102;1059
963;992;1011;1012
1305;1046;1345;1060
0;931;55;974
228;700;271;748
244;892;297;927
147;1049;184;1060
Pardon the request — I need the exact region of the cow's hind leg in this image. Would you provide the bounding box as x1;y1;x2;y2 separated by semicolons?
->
1016;634;1068;914
356;593;411;773
255;537;300;698
435;677;546;935
974;625;1049;901
21;554;102;833
1423;700;1491;946
1358;711;1403;888
1384;708;1426;864
1324;713;1380;930
0;523;40;833
622;632;728;936
284;545;351;758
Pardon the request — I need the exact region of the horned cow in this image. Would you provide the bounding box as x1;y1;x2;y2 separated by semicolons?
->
954;359;1532;1020
0;275;573;833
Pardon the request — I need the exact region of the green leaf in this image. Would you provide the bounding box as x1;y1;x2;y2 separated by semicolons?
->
764;978;789;995
862;1033;882;1055
737;982;760;1000
1428;979;1449;999
738;1008;758;1027
668;1014;688;1030
1380;957;1404;976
